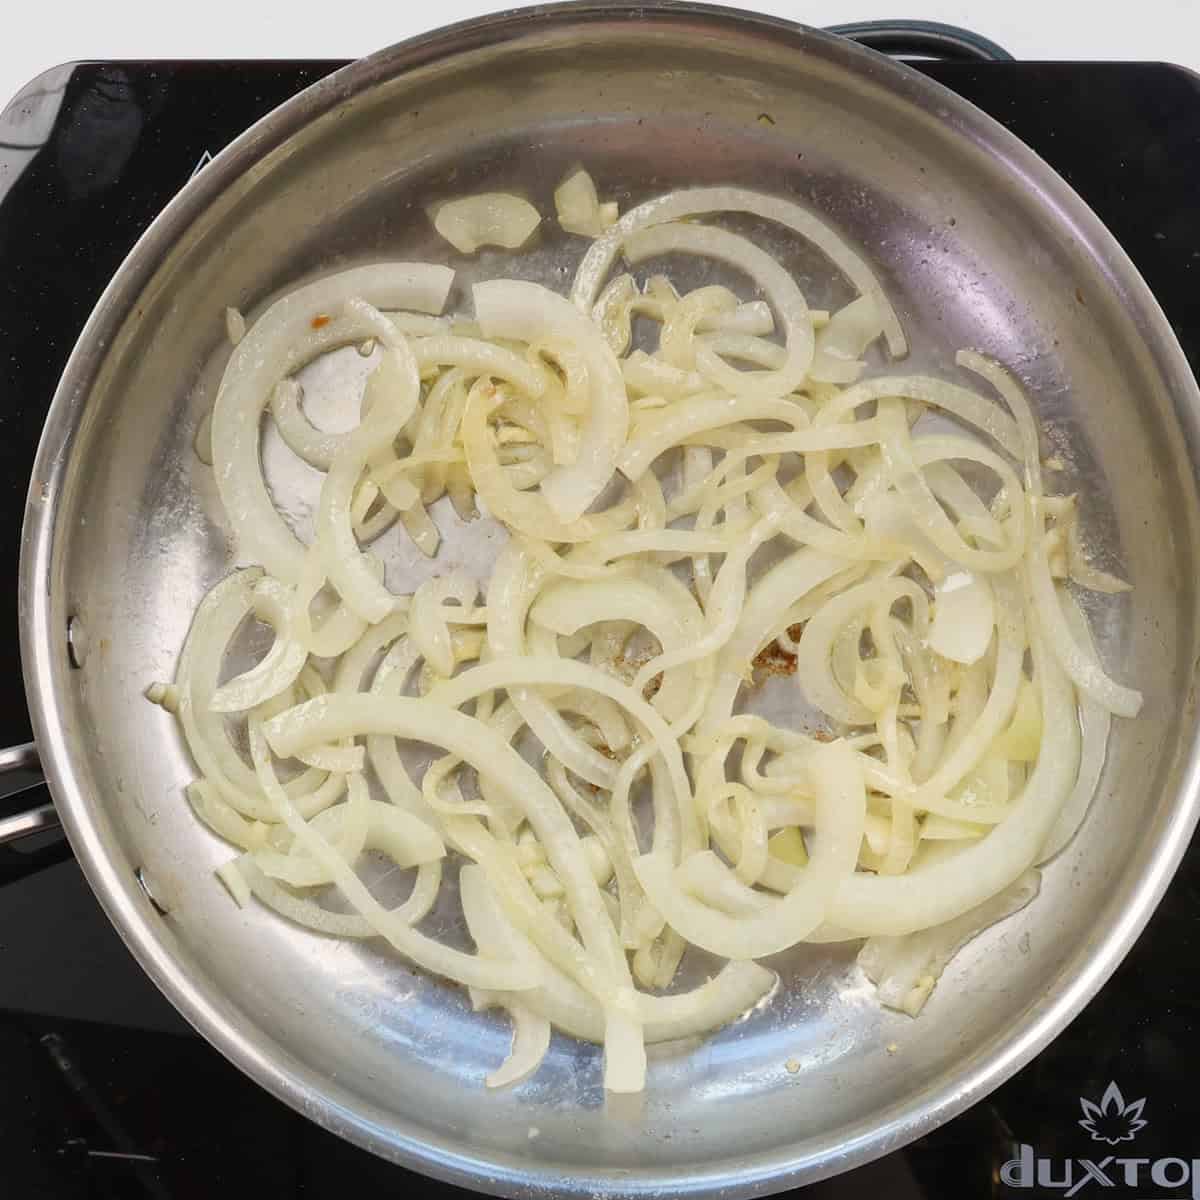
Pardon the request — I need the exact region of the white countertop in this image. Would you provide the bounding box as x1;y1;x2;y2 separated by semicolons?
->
2;0;1200;112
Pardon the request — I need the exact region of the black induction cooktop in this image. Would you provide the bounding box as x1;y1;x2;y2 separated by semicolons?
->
2;53;1199;1200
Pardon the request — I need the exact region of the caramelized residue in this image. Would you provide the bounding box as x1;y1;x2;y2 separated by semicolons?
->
752;641;797;680
614;645;663;702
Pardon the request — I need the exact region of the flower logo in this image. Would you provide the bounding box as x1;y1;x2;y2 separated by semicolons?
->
1078;1082;1148;1145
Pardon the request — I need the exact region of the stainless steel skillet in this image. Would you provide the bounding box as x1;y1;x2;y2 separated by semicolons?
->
11;3;1200;1196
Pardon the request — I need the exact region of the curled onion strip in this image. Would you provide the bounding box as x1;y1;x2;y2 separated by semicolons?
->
250;721;533;991
572;186;905;356
212;264;452;583
474;279;628;523
635;743;866;959
622;223;813;400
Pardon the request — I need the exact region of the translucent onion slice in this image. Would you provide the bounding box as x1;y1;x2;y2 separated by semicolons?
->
699;548;855;738
554;168;618;238
634;742;866;959
450;815;623;1000
173;569;343;821
622;351;707;399
795;575;919;726
928;571;995;666
251;773;373;886
432;193;540;254
333;798;446;870
1037;592;1111;863
621;395;878;482
658;285;738;369
699;300;774;336
631;518;779;699
901;574;1024;820
263;694;630;988
410;570;479;679
879;401;1025;573
187;779;270;851
316;299;421;624
622;223;814;400
289;546;372;658
209;576;308;713
828;625;1079;937
269;379;344;472
486;544;626;792
809;295;884;384
470;991;553;1089
957;350;1142;717
413;335;546;398
1028;546;1142;718
572;185;905;356
250;721;533;992
237;857;442;937
474;279;628;524
530;564;704;723
460;864;774;1046
211;263;453;584
858;869;1040;1015
425;657;695;852
698;331;786;369
593;274;639;356
265;317;540;475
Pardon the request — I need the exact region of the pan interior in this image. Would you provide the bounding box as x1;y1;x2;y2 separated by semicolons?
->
36;9;1200;1194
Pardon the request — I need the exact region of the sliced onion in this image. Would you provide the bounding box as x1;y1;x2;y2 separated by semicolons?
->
474;280;628;523
555;168;617;239
237;857;442;937
469;990;553;1089
433;193;540;254
957;350;1142;717
622;223;813;400
426;657;695;851
698;300;774;336
171;182;1140;1095
250;721;533;991
530;564;704;724
858;869;1040;1015
1037;592;1110;862
263;694;631;988
410;570;479;680
928;571;995;666
809;295;884;384
173;568;343;821
413;335;546;398
209;576;308;712
460;864;773;1045
634;743;866;959
828;624;1079;936
316;300;421;623
212;264;453;583
572;185;906;357
225;306;247;346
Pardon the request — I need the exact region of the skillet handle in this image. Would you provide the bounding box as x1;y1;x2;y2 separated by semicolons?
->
0;741;60;846
828;20;1014;63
